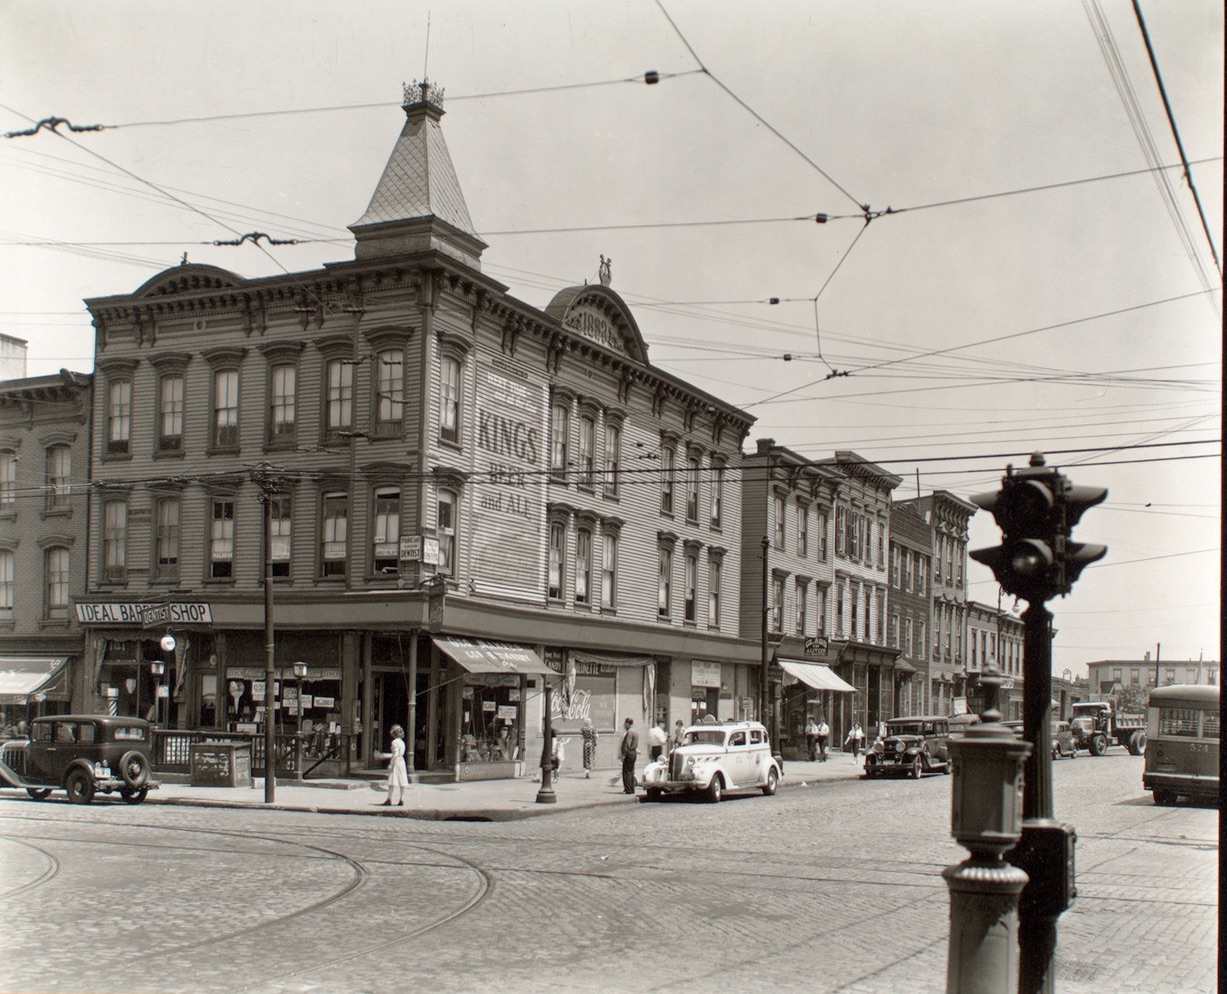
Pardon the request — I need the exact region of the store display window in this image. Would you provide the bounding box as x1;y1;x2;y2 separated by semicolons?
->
460;674;520;762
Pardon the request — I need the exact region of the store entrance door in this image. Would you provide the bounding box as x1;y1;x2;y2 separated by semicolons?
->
373;670;409;767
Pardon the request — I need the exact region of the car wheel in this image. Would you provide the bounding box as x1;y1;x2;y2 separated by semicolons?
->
1153;790;1176;806
26;788;51;800
911;757;923;779
1129;732;1147;756
1052;743;1060;760
643;788;663;803
65;768;95;805
761;768;778;796
120;787;149;805
1090;735;1107;757
118;751;149;789
706;774;723;803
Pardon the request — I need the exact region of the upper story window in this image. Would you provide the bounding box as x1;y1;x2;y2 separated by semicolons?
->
773;493;786;550
159;374;184;452
103;498;128;581
877;519;886;568
154;497;180;582
575;526;592;606
891;546;901;587
577;415;596;489
320;492;348;578
815;585;827;635
0;548;12;614
834;506;846;557
45;546;70;619
45;445;71;509
659;446;675;516
796;579;808;635
548;520;565;601
107;379;131;454
685;455;701;524
550;400;570;481
436;488;457;577
269;494;292;578
797;501;809;557
771;574;785;632
708;554;722;628
683;548;698;623
269;363;297;445
372;487;401;574
710;459;724;529
600;530;619;610
210;499;235;579
657;543;673;618
212;369;240;451
439;355;461;445
326;359;354;436
817;511;829;561
375;350;404;434
0;450;16;506
603;420;622;498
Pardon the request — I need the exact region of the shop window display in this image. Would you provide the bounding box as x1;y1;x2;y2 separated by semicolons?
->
461;675;520;762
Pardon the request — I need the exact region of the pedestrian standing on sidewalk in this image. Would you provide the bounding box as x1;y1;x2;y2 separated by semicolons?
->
672;719;686;750
804;716;819;761
620;718;639;794
379;724;409;807
816;717;830;761
648;721;668;762
844;721;864;762
581;720;598;778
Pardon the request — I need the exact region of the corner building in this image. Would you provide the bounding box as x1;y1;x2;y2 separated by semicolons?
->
75;82;757;780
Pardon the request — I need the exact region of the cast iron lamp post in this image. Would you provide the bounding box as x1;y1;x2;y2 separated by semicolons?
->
535;679;556;804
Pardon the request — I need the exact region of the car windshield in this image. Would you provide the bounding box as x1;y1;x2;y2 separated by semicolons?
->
684;730;727;746
887;723;924;736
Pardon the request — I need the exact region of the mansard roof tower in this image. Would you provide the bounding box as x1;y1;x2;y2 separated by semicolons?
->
349;79;487;269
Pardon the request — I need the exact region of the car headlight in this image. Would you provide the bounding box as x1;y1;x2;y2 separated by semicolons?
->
894;741;905;754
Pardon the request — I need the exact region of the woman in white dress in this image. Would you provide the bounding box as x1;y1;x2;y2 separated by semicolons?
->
381;724;409;807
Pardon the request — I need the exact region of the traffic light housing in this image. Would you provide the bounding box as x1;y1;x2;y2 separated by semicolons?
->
970;456;1107;602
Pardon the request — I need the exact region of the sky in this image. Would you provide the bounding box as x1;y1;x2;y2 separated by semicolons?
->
1;0;1221;678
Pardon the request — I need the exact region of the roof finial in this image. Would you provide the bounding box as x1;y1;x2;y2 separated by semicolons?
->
599;254;612;287
403;78;445;111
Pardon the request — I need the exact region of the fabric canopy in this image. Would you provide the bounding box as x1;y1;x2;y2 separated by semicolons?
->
778;659;857;693
0;656;70;705
434;637;552;676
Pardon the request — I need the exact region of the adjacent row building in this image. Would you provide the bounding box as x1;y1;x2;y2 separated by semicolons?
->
2;81;1042;772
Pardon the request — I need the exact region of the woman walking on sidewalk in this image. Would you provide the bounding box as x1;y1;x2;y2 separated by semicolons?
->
581;721;598;777
379;725;409;806
844;721;864;762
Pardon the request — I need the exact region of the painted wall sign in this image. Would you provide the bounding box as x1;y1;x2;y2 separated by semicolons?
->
691;661;723;689
75;602;213;626
471;356;547;601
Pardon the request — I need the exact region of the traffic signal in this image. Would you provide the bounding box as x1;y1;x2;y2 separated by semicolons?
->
970;456;1107;602
1056;484;1107;590
970;466;1062;601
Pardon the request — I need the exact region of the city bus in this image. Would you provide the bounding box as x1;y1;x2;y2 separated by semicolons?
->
1142;684;1219;806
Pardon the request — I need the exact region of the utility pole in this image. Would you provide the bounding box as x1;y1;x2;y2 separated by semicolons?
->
1153;642;1161;688
760;536;770;731
251;463;280;804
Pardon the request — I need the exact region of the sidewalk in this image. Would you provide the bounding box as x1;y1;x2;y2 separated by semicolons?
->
141;754;868;822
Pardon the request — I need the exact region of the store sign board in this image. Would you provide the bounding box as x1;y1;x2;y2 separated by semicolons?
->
75;602;213;626
399;536;440;564
470;355;547;601
691;661;722;689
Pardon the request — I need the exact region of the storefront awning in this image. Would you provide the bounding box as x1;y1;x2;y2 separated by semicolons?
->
0;656;70;705
434;638;552;676
778;659;857;693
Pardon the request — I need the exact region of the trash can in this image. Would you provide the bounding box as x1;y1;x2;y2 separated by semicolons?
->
190;741;253;787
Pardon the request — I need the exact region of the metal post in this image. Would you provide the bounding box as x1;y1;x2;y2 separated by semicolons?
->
536;681;556;803
1014;601;1066;994
1153;642;1160;688
760;536;770;727
261;482;277;804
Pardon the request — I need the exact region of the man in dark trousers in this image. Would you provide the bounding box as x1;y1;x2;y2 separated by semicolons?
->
620;717;639;794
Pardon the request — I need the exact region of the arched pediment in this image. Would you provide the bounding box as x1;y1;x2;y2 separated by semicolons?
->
132;264;245;299
544;284;649;365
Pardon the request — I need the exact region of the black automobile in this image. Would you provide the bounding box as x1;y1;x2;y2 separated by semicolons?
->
864;716;953;779
0;715;158;804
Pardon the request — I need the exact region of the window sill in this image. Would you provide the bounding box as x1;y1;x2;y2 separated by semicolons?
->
103;450;133;462
153;448;186;460
207;446;241;458
40;507;72;521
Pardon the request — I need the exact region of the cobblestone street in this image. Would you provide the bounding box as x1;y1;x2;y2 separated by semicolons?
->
0;752;1215;994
